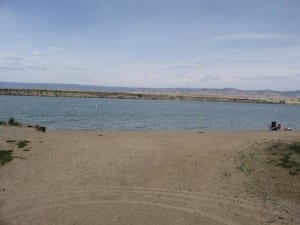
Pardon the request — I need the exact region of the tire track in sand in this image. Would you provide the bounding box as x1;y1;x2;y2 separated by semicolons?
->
4;187;295;225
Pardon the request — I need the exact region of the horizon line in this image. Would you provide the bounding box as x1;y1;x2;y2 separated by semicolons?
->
0;81;299;92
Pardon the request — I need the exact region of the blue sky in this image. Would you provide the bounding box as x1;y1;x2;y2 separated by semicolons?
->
0;0;300;90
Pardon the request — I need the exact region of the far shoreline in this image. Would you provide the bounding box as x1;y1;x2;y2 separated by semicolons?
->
1;88;299;105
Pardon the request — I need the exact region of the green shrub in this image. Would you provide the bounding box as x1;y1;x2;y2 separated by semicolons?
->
17;140;30;148
8;118;21;126
0;150;13;165
0;121;7;125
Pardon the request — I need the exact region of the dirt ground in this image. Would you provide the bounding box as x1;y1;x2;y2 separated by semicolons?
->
0;126;299;225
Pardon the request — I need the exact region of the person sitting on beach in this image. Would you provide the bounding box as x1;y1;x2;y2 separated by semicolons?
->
277;123;281;130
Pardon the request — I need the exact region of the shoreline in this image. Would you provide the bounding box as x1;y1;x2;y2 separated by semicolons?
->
43;128;299;132
1;88;299;104
4;124;298;132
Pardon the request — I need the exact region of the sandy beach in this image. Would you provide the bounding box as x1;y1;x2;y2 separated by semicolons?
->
0;126;299;225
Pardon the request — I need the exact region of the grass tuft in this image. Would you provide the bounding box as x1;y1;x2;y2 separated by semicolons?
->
17;140;30;148
0;150;13;165
288;142;300;155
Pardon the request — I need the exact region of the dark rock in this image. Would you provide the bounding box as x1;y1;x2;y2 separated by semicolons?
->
34;125;46;133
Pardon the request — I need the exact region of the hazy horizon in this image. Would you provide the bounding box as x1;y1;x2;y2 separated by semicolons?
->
1;81;300;92
1;0;300;91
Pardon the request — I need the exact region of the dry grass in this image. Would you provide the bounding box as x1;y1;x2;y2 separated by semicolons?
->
236;141;300;203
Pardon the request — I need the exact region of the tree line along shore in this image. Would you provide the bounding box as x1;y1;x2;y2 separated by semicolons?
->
0;88;298;104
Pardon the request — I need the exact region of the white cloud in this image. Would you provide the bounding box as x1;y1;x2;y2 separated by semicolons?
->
213;33;300;41
203;74;222;81
32;51;42;55
61;65;86;72
232;75;291;82
0;53;49;72
49;46;65;51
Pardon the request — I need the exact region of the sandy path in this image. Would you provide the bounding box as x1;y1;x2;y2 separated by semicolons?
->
0;127;299;225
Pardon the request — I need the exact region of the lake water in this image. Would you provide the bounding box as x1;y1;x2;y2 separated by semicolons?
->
0;96;299;131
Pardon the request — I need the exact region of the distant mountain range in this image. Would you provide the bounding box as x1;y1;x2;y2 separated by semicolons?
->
1;82;300;99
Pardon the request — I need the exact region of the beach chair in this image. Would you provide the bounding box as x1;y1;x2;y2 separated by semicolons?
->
268;121;277;131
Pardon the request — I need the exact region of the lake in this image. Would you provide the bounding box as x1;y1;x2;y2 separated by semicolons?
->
1;96;299;131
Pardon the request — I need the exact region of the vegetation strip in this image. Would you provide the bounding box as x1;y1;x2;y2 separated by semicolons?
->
0;88;295;104
0;118;23;126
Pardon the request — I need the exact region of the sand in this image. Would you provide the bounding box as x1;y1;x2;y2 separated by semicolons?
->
0;126;299;225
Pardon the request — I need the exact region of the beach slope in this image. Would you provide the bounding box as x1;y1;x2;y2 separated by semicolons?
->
0;127;299;225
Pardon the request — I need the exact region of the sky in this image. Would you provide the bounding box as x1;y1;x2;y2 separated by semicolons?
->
0;0;300;90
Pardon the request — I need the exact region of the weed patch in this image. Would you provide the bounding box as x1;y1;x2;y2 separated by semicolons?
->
236;151;255;175
17;140;30;148
267;141;300;175
236;140;300;202
8;117;22;126
0;150;13;165
288;142;300;155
